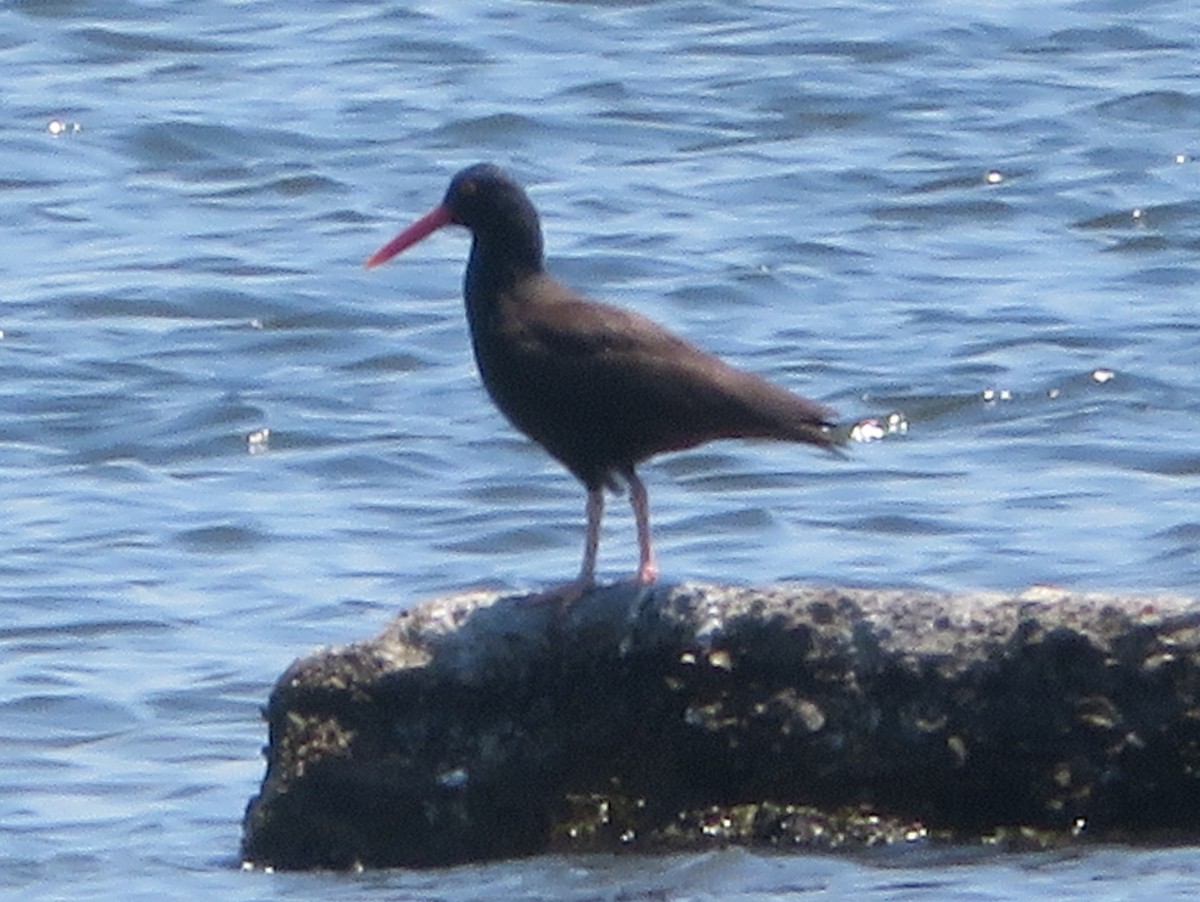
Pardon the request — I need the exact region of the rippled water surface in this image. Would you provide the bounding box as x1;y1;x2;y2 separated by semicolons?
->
5;0;1200;898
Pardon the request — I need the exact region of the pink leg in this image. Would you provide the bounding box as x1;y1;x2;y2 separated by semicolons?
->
623;468;658;585
518;486;602;607
577;486;603;588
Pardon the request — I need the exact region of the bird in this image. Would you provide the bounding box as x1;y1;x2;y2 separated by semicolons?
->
366;163;840;604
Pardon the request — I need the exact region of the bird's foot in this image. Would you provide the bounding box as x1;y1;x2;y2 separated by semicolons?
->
635;562;658;585
611;563;658;595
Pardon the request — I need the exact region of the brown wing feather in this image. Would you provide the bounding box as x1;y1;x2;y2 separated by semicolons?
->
474;274;837;486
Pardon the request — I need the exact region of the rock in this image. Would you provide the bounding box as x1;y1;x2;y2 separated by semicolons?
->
240;583;1200;869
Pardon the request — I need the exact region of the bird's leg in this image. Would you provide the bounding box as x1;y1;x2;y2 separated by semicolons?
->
517;485;602;607
577;485;603;589
622;467;658;585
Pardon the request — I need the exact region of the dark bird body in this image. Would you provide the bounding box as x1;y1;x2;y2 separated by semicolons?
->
367;163;839;601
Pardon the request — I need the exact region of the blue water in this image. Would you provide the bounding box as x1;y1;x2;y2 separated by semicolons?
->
5;0;1200;898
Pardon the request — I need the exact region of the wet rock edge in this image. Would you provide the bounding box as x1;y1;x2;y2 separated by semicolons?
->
240;583;1200;869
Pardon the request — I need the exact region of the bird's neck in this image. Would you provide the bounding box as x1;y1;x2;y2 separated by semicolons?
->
463;230;544;327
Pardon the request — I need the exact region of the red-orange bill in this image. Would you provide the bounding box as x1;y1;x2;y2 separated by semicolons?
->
365;203;453;268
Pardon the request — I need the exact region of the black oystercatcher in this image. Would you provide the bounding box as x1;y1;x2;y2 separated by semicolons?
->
367;163;840;603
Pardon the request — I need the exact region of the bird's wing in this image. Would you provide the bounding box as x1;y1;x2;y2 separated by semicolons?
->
506;279;837;449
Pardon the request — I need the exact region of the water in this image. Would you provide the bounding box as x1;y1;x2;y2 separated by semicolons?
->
4;0;1200;898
